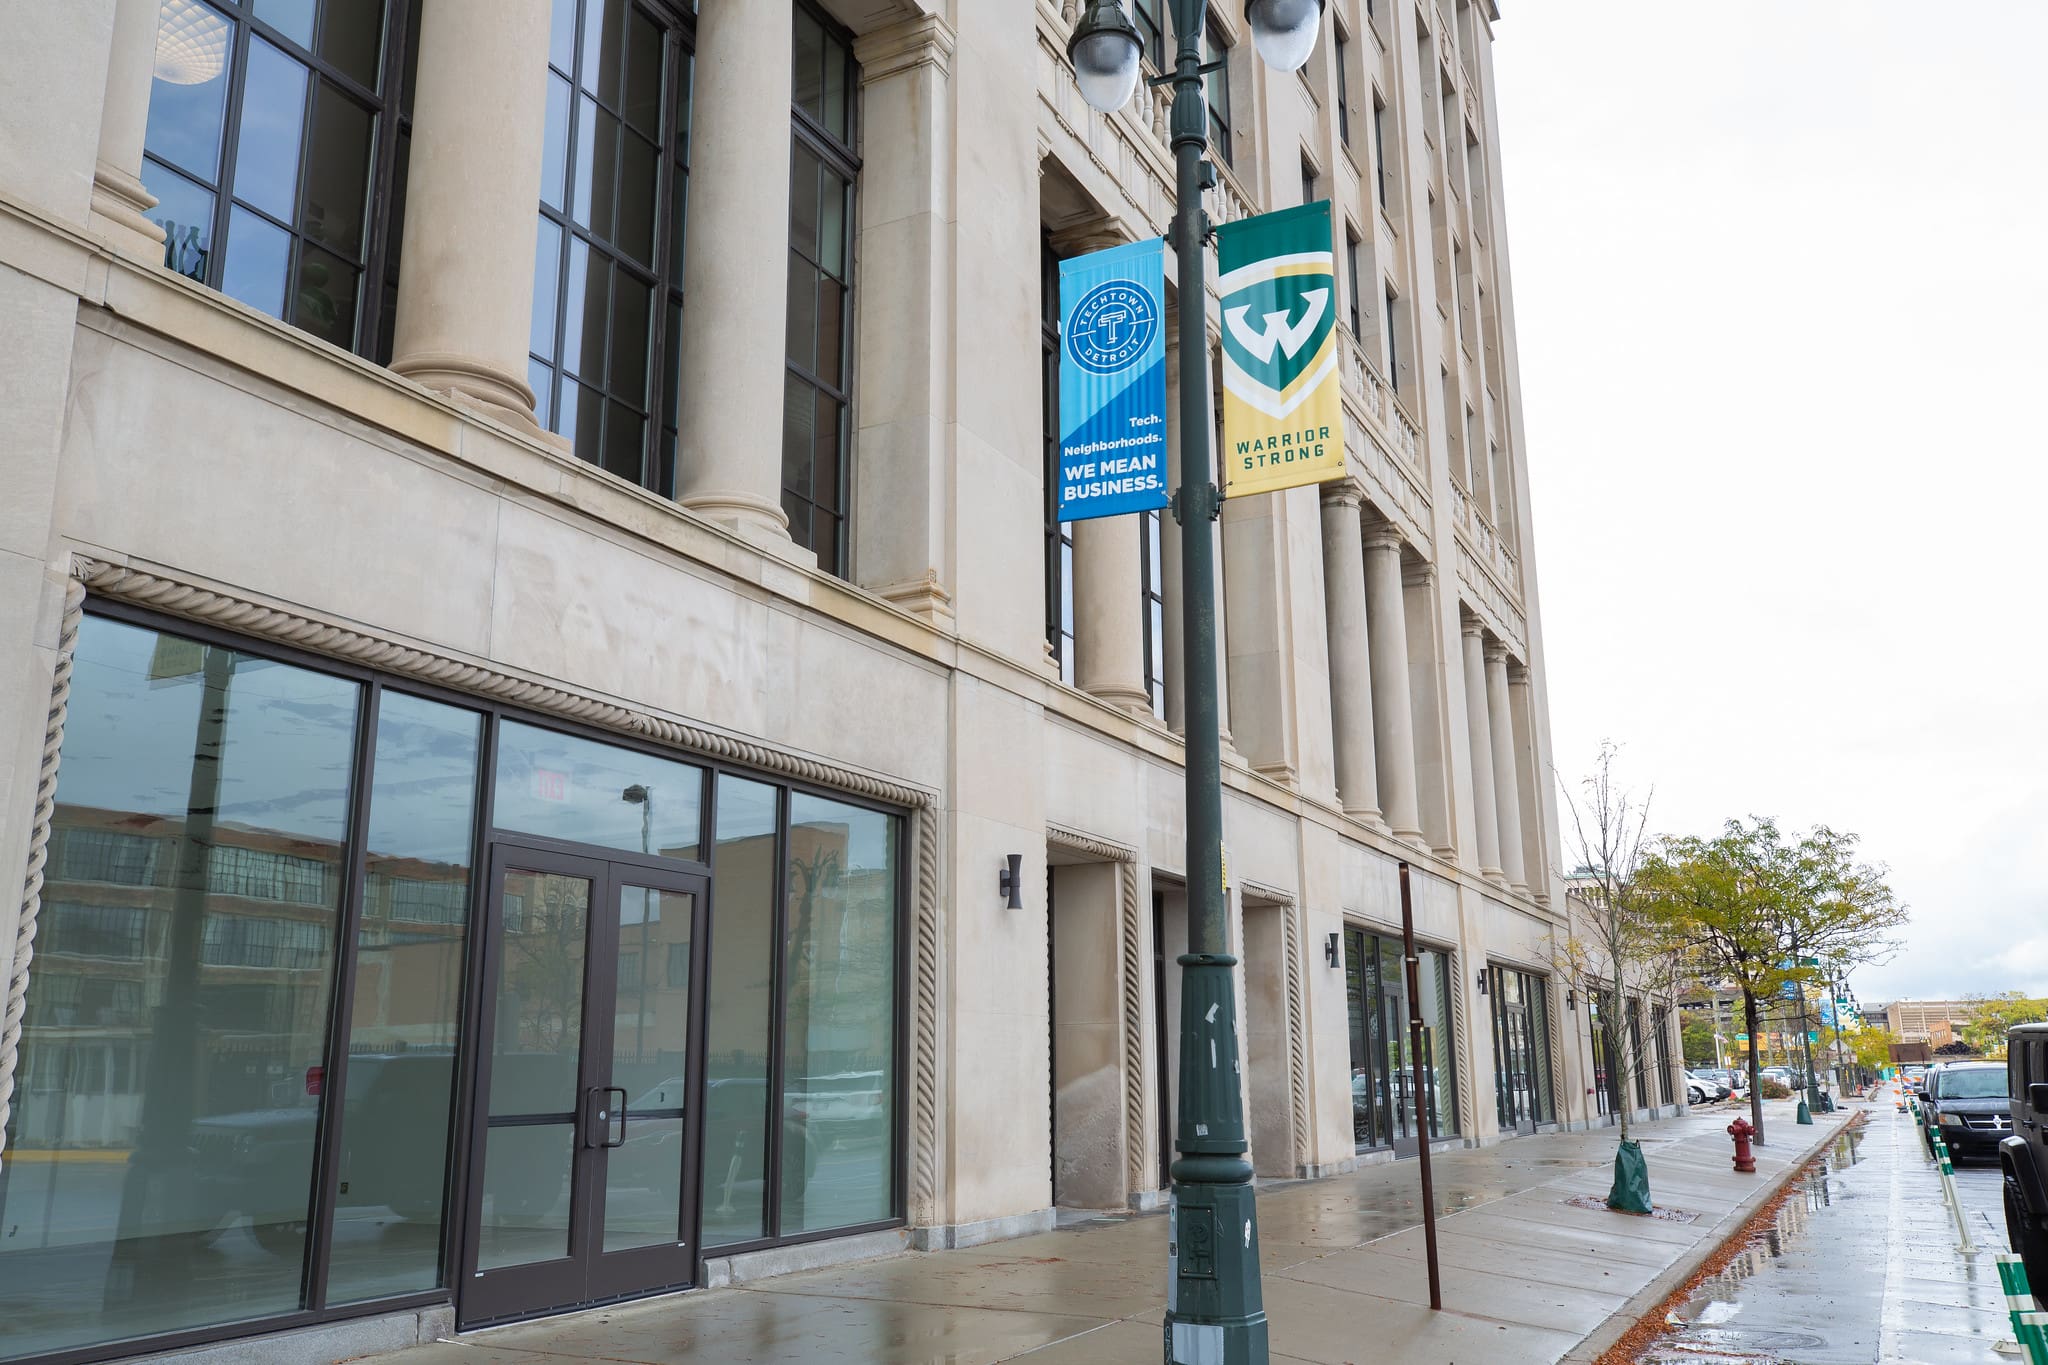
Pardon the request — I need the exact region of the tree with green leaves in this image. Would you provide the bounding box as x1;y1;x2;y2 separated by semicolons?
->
1681;1014;1718;1067
1962;993;2048;1056
1638;816;1906;1146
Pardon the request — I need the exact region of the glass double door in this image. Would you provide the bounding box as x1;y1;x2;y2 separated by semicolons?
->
461;844;708;1325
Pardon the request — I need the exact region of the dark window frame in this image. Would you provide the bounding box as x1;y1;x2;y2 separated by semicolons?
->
1345;229;1361;336
1042;237;1077;683
1133;0;1168;71
782;0;862;577
1204;19;1232;167
141;0;417;360
1335;28;1351;145
11;596;913;1365
1140;508;1167;718
1372;94;1390;210
1383;282;1400;391
528;0;697;498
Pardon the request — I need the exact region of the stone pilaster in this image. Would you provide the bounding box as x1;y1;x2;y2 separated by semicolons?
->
851;14;956;623
1460;616;1503;883
675;0;802;558
1319;483;1383;826
389;0;554;437
90;0;167;261
1484;640;1526;895
1361;522;1423;844
1507;662;1548;904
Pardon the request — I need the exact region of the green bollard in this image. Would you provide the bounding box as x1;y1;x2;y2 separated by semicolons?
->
1996;1255;2047;1363
2022;1312;2048;1365
1796;1098;1813;1125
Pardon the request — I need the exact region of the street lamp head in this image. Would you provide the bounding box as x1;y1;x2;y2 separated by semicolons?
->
1068;0;1144;113
1244;0;1325;73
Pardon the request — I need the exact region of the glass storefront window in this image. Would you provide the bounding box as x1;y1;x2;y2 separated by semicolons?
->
0;616;359;1360
326;691;482;1304
779;794;895;1235
1343;928;1456;1154
2;612;907;1355
493;720;703;859
700;777;776;1247
1489;964;1555;1132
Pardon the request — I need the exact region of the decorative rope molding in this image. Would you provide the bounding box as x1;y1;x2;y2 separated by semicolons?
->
1117;859;1145;1197
8;558;945;1211
1043;826;1147;1201
0;577;85;1161
1280;901;1309;1171
1044;824;1136;866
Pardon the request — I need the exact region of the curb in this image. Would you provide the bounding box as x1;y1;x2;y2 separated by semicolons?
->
1559;1107;1860;1365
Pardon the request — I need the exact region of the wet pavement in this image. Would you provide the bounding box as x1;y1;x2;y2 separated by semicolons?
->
1644;1088;2016;1365
360;1102;1851;1365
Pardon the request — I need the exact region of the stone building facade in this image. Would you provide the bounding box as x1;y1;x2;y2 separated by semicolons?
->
0;1;1682;1359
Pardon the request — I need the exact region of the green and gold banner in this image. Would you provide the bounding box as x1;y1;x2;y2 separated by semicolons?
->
1216;201;1344;499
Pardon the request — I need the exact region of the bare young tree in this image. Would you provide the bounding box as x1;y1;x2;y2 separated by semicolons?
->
1554;742;1681;1211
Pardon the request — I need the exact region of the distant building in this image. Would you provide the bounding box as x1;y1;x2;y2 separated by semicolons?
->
1888;999;1977;1044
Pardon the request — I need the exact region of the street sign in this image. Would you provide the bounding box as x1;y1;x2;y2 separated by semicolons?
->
1809;1030;1821;1043
1056;238;1170;521
1217;201;1344;498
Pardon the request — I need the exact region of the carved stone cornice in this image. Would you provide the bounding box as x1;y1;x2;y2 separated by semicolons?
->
853;11;955;83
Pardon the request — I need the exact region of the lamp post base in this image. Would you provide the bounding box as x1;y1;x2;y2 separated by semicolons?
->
1164;1175;1269;1363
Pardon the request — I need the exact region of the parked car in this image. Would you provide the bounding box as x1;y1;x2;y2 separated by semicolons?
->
1922;1062;2010;1160
2002;1023;2048;1308
1685;1070;1730;1103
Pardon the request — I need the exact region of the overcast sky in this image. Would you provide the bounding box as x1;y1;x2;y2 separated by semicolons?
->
1490;3;2048;1006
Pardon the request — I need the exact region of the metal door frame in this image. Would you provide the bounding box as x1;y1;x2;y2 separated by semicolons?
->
457;840;709;1325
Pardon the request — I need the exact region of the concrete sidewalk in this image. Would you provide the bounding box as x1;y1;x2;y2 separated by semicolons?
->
364;1102;1853;1365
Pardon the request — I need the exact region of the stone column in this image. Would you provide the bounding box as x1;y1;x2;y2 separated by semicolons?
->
389;0;553;436
1319;485;1382;826
90;0;167;261
1508;664;1547;904
1074;516;1151;714
1361;523;1423;844
1484;641;1526;894
1460;617;1503;884
674;0;799;557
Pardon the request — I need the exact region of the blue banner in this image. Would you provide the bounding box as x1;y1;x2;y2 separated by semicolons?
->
1057;238;1169;521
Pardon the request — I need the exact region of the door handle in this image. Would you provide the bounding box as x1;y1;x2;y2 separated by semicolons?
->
604;1087;627;1149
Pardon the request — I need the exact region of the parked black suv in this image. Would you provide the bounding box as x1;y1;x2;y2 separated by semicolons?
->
2001;1023;2048;1307
1922;1061;2010;1159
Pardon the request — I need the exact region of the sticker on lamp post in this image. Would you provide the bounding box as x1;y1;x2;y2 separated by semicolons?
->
1057;238;1170;521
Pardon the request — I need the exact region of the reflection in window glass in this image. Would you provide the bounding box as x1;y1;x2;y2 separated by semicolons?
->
531;0;691;495
325;691;481;1305
492;720;702;859
700;777;776;1247
0;616;357;1360
779;794;895;1235
782;7;858;576
139;0;407;357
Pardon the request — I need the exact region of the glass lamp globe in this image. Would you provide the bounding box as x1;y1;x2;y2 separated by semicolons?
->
1245;0;1326;73
1068;2;1144;113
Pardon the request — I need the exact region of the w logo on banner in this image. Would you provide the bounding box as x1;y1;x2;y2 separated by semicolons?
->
1225;288;1330;365
1216;202;1346;498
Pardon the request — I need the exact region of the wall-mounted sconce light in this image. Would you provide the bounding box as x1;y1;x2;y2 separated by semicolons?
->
998;853;1023;909
1324;933;1340;968
1566;987;1577;1012
1475;969;1489;996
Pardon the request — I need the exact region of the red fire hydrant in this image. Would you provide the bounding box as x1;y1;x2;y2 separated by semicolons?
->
1728;1116;1757;1174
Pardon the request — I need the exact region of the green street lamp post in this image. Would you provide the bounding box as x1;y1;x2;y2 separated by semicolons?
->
1065;3;1325;1361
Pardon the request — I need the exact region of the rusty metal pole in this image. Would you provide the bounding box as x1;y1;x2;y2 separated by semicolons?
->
1398;862;1442;1311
